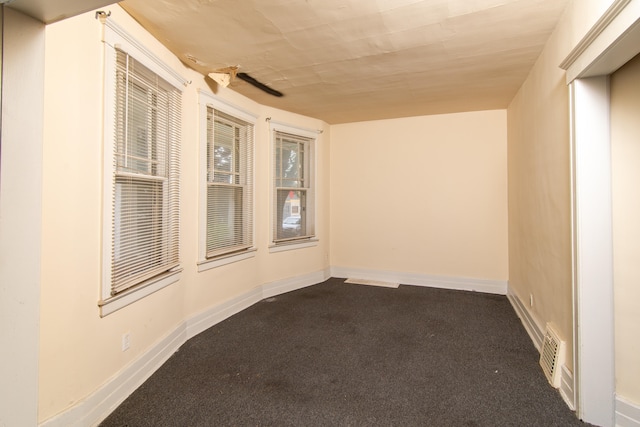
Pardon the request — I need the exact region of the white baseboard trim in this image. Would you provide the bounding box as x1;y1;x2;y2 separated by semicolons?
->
41;324;187;427
187;268;330;341
331;266;507;295
262;268;330;299
506;285;544;351
185;287;263;340
617;396;640;427
39;269;330;427
507;285;579;414
560;365;576;411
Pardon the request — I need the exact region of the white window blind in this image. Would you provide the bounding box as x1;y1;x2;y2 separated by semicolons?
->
206;108;254;258
273;130;315;243
110;48;181;295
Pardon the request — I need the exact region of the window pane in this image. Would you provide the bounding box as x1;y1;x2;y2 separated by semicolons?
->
110;49;181;296
276;189;306;240
127;83;151;173
272;129;314;245
204;108;254;260
277;136;306;187
116;82;168;177
213;119;240;184
282;140;300;180
214;121;233;174
234;127;241;174
113;176;165;290
207;185;243;254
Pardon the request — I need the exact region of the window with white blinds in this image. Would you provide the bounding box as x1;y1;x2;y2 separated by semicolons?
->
205;108;254;258
110;48;181;295
273;130;315;244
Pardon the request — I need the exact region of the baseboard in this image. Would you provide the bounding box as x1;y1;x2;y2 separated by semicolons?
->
560;365;575;410
262;268;331;299
506;285;544;351
185;287;264;340
617;396;640;427
38;269;330;427
187;268;330;340
330;266;507;295
40;324;187;427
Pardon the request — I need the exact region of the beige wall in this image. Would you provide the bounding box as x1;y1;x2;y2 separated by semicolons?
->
29;0;639;423
38;6;329;422
611;53;640;405
330;110;508;282
506;0;615;373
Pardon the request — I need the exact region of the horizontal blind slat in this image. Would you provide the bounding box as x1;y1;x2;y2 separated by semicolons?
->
206;107;253;259
111;48;181;295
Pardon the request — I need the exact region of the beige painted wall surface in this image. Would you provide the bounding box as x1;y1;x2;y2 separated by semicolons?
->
506;0;616;372
330;110;508;282
39;6;329;422
611;53;640;405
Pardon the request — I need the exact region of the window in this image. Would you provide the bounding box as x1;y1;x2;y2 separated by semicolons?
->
100;16;186;316
110;49;181;293
198;92;256;270
271;125;317;249
206;109;254;256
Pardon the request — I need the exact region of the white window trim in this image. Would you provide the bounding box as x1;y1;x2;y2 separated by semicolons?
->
269;120;319;253
99;16;186;316
197;90;258;271
269;238;319;253
98;269;182;317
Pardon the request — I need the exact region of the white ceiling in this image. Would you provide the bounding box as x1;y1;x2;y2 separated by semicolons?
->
6;0;115;23
10;0;571;124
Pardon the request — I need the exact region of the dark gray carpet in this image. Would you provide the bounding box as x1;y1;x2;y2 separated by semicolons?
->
100;277;591;426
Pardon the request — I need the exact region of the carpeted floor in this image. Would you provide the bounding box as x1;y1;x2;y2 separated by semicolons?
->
100;277;592;426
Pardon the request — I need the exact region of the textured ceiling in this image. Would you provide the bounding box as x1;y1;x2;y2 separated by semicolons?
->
120;0;570;124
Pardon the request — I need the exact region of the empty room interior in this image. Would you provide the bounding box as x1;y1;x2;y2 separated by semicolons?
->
1;0;639;426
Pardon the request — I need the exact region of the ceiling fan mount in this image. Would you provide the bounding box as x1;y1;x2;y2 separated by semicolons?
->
208;66;283;97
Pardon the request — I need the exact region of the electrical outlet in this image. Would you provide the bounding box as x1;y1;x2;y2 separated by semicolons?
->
122;332;130;352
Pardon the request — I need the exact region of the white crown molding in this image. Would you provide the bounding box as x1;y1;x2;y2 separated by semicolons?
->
560;0;640;82
560;0;632;70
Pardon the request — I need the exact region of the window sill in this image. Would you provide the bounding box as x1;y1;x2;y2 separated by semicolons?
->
269;238;319;253
98;268;182;317
198;248;257;272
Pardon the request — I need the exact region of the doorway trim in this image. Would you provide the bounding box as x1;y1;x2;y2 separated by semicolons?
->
560;1;640;425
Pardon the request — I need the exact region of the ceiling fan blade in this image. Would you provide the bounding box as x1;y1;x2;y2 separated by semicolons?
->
236;72;284;97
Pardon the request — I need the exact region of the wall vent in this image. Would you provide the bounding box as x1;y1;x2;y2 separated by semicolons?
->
540;323;566;388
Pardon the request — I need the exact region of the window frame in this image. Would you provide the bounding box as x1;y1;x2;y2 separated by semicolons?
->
197;90;257;271
269;121;319;253
99;17;187;316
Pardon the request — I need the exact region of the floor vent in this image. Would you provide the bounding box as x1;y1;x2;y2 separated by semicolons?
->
540;323;565;388
344;278;399;288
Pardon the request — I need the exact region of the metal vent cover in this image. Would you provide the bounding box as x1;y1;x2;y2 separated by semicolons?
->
540;323;566;388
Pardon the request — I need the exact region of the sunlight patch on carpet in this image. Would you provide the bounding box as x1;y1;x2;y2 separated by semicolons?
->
344;278;399;288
